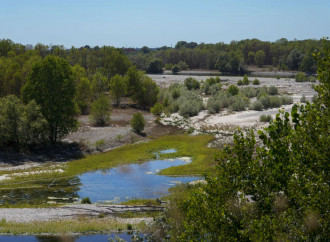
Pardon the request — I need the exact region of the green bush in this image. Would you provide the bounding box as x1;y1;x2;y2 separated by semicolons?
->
259;94;271;109
0;95;47;148
308;76;316;82
172;64;181;74
131;112;145;133
300;94;307;103
280;95;293;105
259;114;272;122
90;94;111;126
295;72;308;82
207;96;221;114
81;197;91;204
240;87;258;98
184;77;200;90
230;95;249;111
227;85;239;96
251;101;264;111
268;86;278;95
150;102;164;116
252;79;260;85
178;90;203;117
237;80;243;86
242;74;249;85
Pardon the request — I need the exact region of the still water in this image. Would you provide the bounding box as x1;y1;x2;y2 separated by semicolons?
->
1;150;200;205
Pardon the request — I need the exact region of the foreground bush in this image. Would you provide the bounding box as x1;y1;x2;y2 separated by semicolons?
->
178;90;203;117
252;79;260;85
164;40;330;241
184;77;200;90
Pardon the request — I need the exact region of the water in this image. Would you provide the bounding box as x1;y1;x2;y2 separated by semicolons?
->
0;150;201;205
78;157;198;203
0;233;144;242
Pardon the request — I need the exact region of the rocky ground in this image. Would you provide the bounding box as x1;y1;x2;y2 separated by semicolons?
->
0;204;161;223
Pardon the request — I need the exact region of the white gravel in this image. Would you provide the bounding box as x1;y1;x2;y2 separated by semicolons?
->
0;204;159;223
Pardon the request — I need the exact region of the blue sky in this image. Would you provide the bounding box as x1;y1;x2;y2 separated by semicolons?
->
1;0;329;48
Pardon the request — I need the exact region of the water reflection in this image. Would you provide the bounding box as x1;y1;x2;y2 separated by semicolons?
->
0;154;200;205
0;177;81;205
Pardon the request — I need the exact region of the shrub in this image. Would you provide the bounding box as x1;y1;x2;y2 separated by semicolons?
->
90;94;111;126
178;90;203;117
237;80;243;86
230;95;249;111
208;84;222;95
269;96;282;107
300;94;307;103
259;94;271;109
81;197;91;204
207;96;221;114
240;87;258;98
150;102;164;116
251;101;264;111
295;72;308;82
280;95;293;105
309;76;316;82
252;79;260;85
227;85;239;96
242;74;249;85
131;112;145;133
172;64;181;74
268;86;278;95
259;114;272;122
127;224;133;230
184;77;200;90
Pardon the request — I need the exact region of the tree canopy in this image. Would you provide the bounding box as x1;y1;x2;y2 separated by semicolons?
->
165;39;330;241
21;56;77;143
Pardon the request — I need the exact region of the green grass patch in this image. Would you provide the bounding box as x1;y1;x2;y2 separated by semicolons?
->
0;217;148;235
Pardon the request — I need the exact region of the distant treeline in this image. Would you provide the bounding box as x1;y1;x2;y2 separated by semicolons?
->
0;39;132;97
125;38;324;74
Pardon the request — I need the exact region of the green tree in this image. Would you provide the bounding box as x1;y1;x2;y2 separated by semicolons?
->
248;51;255;65
133;75;159;107
109;74;127;106
171;64;181;74
89;93;111;126
167;39;330;241
91;72;108;98
150;102;164;116
131;112;145;133
255;50;266;67
0;95;46;147
286;48;304;70
147;59;163;74
21;56;77;143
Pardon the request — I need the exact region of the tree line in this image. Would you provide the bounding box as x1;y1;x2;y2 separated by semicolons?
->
0;39;159;149
126;38;324;74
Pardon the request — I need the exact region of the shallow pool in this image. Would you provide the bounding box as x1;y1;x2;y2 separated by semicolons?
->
0;150;200;205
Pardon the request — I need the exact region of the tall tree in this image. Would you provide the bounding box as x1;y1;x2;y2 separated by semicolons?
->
21;56;77;143
109;74;127;106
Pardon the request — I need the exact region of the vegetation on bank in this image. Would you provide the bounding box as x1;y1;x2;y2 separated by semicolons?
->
0;135;216;189
0;217;148;235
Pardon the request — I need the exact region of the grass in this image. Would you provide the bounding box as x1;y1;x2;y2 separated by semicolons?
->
0;135;216;189
0;217;148;235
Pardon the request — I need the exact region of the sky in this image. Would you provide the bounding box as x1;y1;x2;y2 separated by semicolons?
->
1;0;329;48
